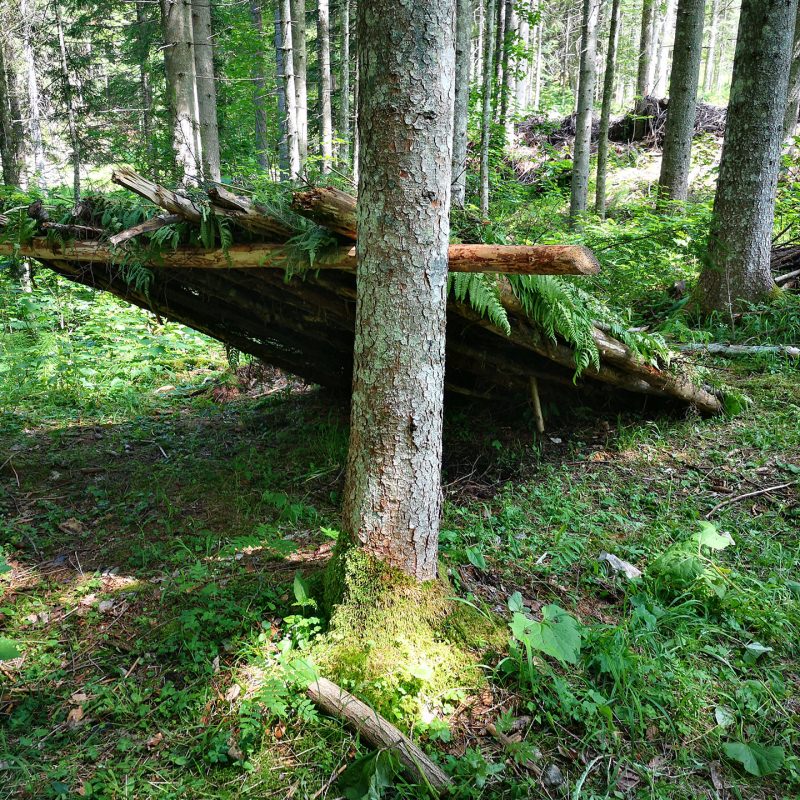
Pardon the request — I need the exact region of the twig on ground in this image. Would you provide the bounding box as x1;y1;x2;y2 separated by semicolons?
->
705;482;796;518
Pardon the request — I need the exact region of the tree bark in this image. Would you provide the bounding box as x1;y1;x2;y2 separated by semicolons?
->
492;0;505;114
55;4;80;203
337;0;350;165
280;0;301;177
249;2;270;171
135;1;155;172
480;0;497;218
19;0;45;185
343;0;456;580
452;0;472;206
500;0;517;143
161;0;201;184
654;0;677;97
570;0;599;220
596;0;621;218
274;5;291;177
533;0;542;110
290;0;308;170
0;36;23;186
783;2;800;141
658;0;706;202
636;0;655;100
317;0;333;174
696;0;798;314
702;0;719;95
191;0;221;182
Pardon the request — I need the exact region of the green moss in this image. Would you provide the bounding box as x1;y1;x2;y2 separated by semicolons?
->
312;547;505;726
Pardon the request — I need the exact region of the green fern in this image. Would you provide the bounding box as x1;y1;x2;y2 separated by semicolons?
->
448;273;511;335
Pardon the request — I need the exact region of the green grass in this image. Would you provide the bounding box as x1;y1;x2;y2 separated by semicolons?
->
2;184;799;800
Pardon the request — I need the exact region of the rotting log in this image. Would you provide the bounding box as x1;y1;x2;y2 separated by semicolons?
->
109;214;182;246
306;676;451;793
0;239;600;276
291;186;358;238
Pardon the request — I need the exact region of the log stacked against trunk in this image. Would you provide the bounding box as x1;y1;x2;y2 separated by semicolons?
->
0;168;723;413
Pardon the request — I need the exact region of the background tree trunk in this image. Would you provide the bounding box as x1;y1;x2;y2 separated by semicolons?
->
290;0;308;170
452;0;471;206
55;4;80;203
782;3;800;141
135;1;155;173
161;0;201;184
658;0;706;201
280;0;301;177
0;38;23;186
596;0;621;218
636;0;655;100
344;0;456;581
492;0;505;115
274;5;291;177
480;0;496;218
338;0;350;166
317;0;333;173
191;0;221;182
570;0;599;220
696;0;798;314
654;0;677;96
703;0;720;95
500;0;517;143
249;2;270;171
19;0;46;186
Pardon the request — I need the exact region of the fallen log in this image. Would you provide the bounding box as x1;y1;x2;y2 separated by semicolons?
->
108;214;182;246
41;222;104;238
0;238;600;276
291;186;358;238
676;343;800;358
306;676;451;793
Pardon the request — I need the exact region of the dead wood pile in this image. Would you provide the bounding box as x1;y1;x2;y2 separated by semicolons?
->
0;168;724;414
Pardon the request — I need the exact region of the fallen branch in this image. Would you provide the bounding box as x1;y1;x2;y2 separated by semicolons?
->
776;267;800;286
705;482;796;518
676;343;800;359
108;214;182;246
306;676;451;794
41;221;104;237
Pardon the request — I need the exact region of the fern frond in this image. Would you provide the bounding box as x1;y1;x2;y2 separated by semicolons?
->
448;273;511;335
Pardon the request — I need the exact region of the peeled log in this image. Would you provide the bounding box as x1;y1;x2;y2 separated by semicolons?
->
0;239;599;276
291;185;358;238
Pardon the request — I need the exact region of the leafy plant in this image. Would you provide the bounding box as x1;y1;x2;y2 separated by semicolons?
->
723;741;785;777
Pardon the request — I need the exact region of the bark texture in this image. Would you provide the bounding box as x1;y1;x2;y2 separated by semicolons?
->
596;0;621;218
290;0;308;169
480;0;496;218
20;0;46;184
658;0;706;201
569;0;599;219
273;5;291;176
280;0;301;177
191;0;221;182
783;2;800;140
703;0;720;94
343;0;456;580
636;0;655;99
696;0;798;314
56;4;80;202
249;2;270;171
0;36;23;186
317;0;333;173
337;0;350;165
452;0;472;206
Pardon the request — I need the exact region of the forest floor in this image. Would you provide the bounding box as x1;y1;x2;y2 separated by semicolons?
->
1;214;800;797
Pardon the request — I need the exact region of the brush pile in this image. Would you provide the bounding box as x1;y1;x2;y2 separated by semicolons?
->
0;168;724;414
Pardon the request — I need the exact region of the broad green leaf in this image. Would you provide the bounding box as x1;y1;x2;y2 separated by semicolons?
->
0;638;20;660
743;642;772;664
692;522;734;551
723;741;785;777
293;571;310;606
714;706;735;728
339;749;400;800
509;605;581;666
0;556;11;575
286;657;318;687
507;591;524;613
465;546;487;570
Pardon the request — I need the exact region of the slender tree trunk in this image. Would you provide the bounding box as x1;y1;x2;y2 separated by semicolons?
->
55;5;80;203
290;0;308;170
703;0;720;94
135;1;155;172
562;12;572;92
533;1;542;110
161;0;201;184
783;2;800;141
338;0;350;165
191;0;221;182
570;0;599;220
516;4;529;111
654;0;677;96
658;0;706;202
500;0;517;144
0;38;23;186
318;0;333;173
452;0;471;206
636;0;655;100
19;0;45;185
344;0;456;581
250;2;270;171
274;6;291;177
696;0;798;314
280;0;301;177
493;0;505;114
480;0;497;218
475;0;484;83
596;0;621;218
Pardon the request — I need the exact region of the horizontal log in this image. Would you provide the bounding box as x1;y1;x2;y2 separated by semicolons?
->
108;214;182;246
1;239;600;276
676;342;800;358
291;186;358;238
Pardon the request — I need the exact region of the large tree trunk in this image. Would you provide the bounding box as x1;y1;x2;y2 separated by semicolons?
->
19;0;46;186
702;0;720;95
480;0;496;218
317;0;333;174
249;2;270;171
161;0;201;184
0;36;23;186
569;0;599;220
658;0;706;202
783;3;800;141
452;0;471;206
596;0;622;218
696;0;798;314
337;0;350;166
191;0;221;182
290;0;308;170
343;0;456;580
280;0;301;178
55;4;80;203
